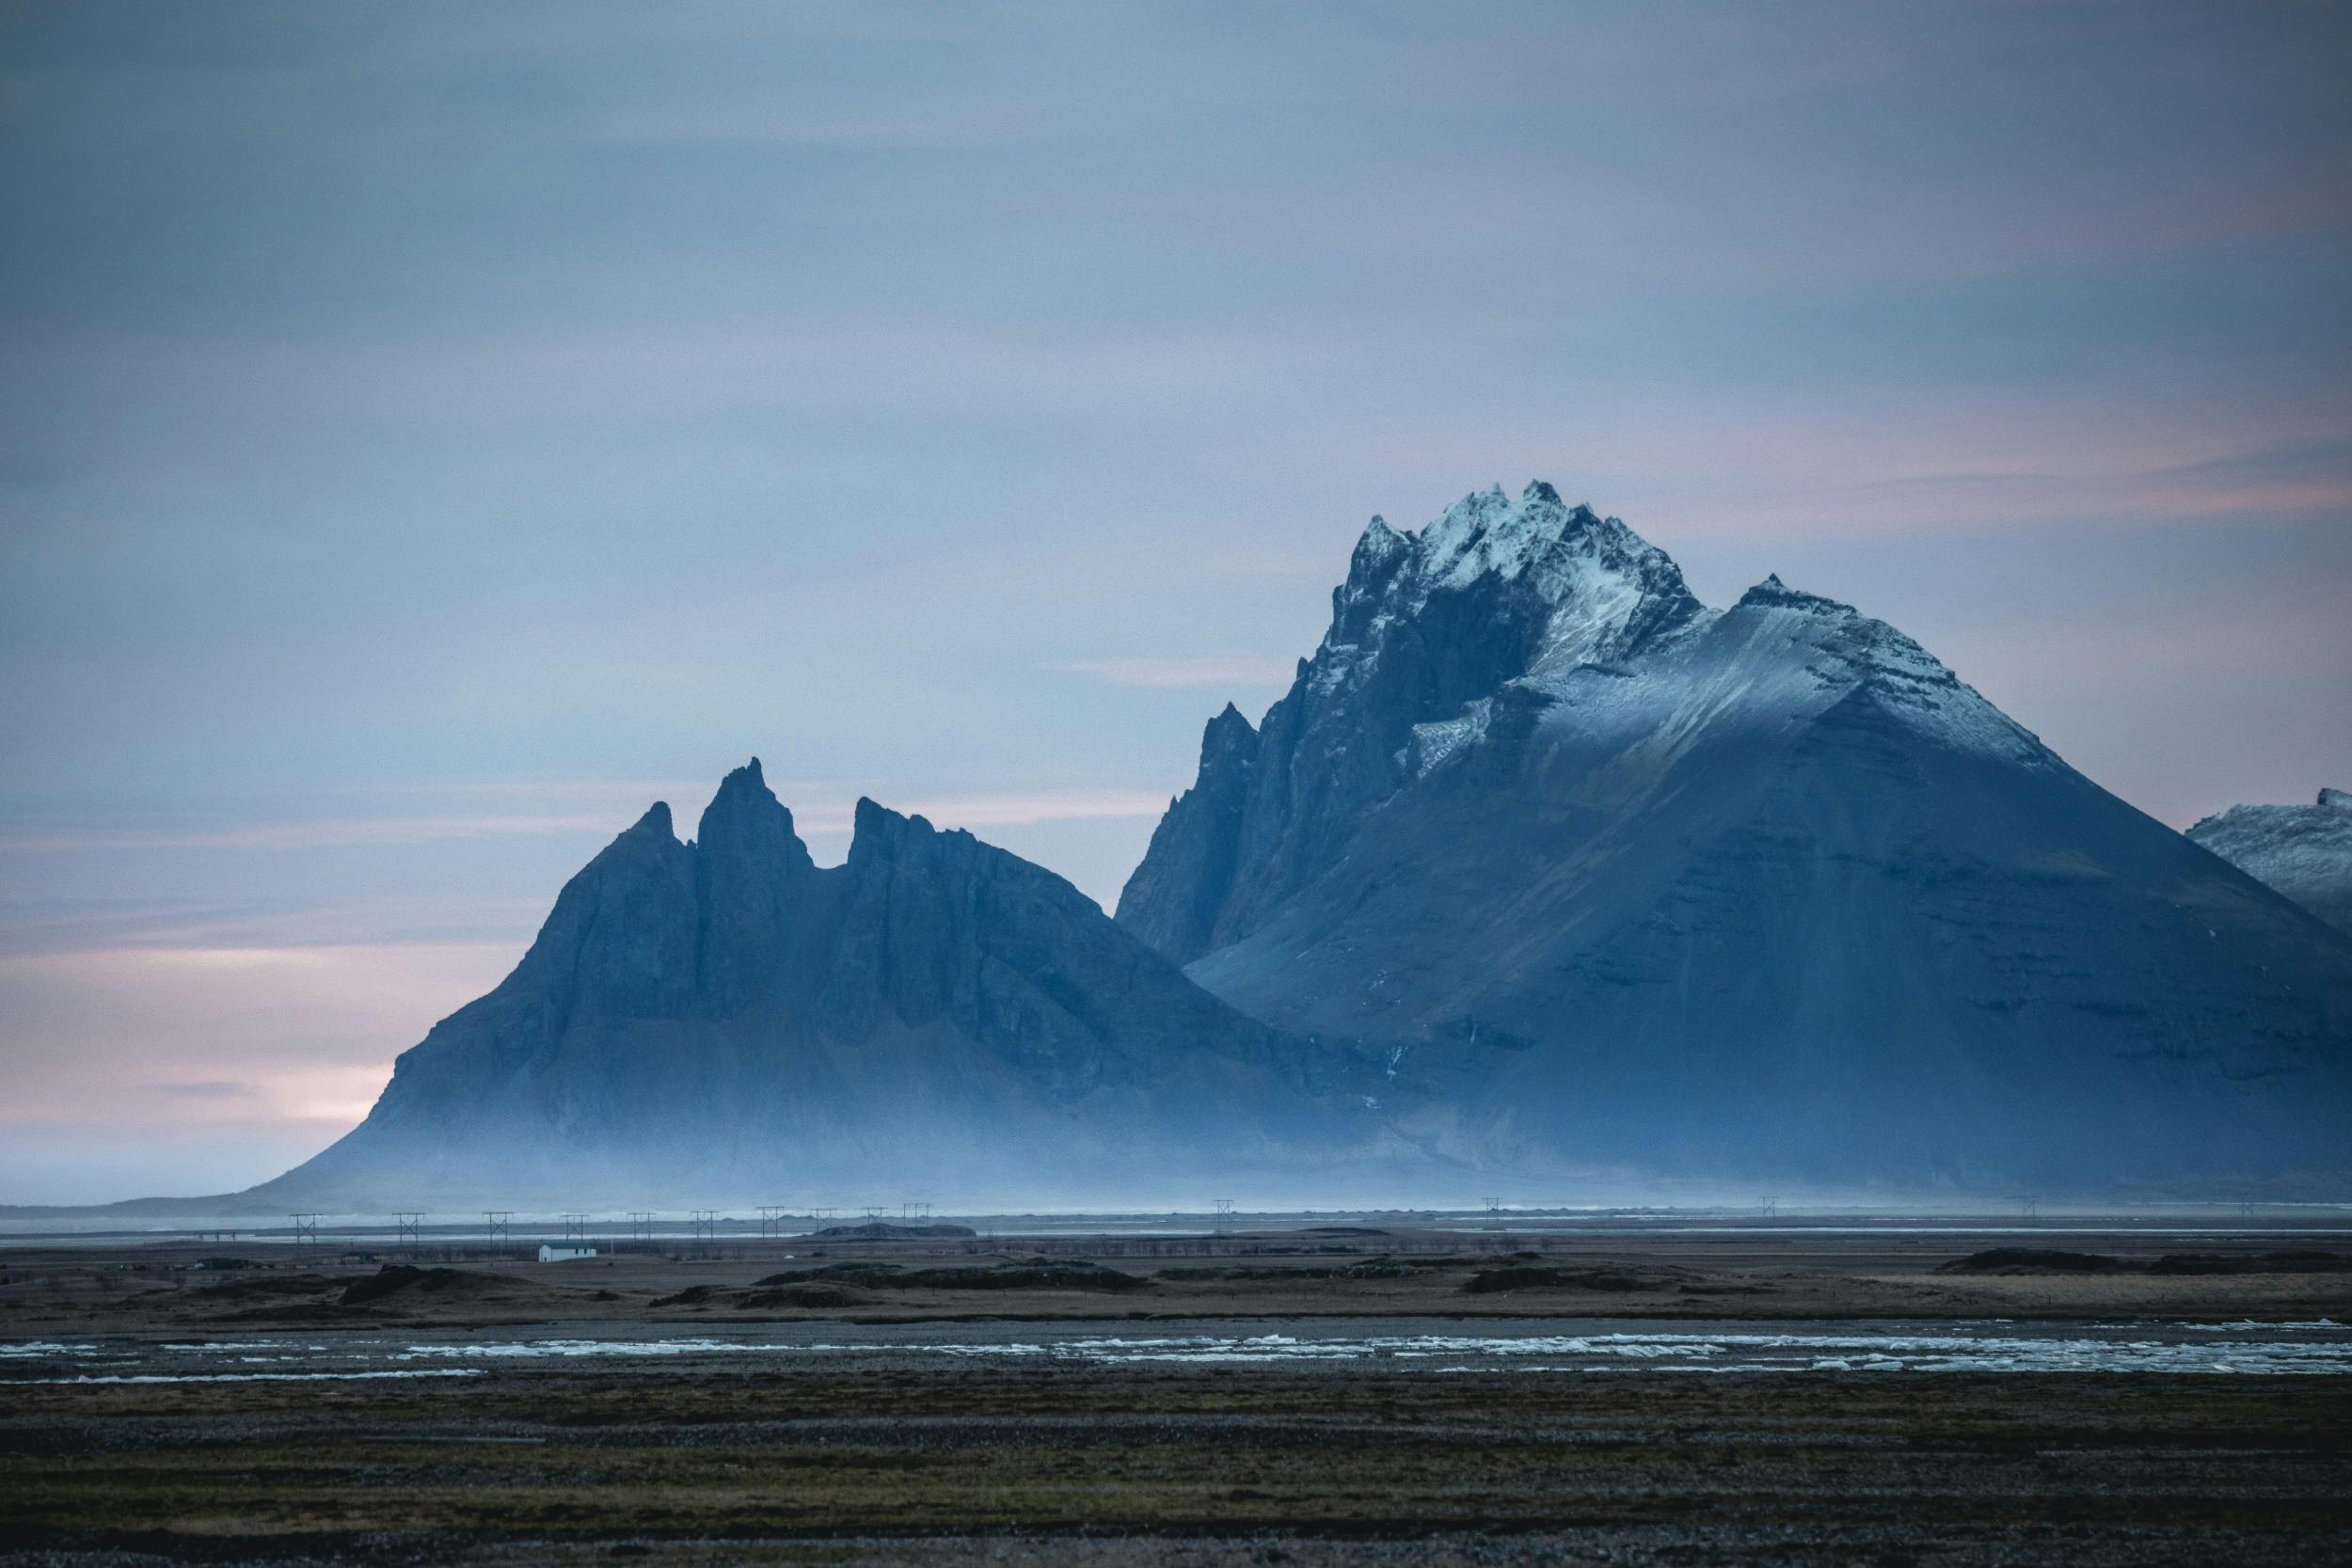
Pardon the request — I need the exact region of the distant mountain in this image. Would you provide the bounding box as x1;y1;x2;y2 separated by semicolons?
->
1120;483;2352;1195
2189;789;2352;940
259;762;1374;1209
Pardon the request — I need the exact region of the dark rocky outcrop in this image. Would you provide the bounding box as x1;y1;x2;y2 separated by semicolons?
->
1122;482;2352;1195
258;761;1375;1208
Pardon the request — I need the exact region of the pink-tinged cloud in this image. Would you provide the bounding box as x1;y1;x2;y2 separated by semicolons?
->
0;941;516;1201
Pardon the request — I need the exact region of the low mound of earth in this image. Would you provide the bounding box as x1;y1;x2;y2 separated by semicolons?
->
648;1260;1147;1313
1938;1246;2351;1275
1461;1260;1706;1294
812;1222;979;1240
120;1263;606;1324
1936;1248;2142;1275
174;1272;345;1302
739;1284;866;1309
13;1229;2348;1338
1158;1259;1451;1282
107;1272;386;1327
758;1259;1148;1293
651;1282;870;1310
338;1264;539;1307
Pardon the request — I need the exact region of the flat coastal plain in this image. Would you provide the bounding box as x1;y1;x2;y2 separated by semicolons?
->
4;1222;2349;1565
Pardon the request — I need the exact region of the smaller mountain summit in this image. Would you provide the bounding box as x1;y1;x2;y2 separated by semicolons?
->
2190;788;2352;940
256;760;1373;1208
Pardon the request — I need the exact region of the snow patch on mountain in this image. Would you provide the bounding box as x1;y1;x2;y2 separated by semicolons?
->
1405;697;1495;780
1311;481;1701;705
2190;789;2352;939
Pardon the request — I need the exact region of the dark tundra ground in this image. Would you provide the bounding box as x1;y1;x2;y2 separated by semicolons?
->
4;1219;2350;1565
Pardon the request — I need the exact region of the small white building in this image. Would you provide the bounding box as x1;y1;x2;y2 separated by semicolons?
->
537;1243;597;1262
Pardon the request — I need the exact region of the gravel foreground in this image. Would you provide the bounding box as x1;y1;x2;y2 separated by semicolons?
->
4;1337;2349;1567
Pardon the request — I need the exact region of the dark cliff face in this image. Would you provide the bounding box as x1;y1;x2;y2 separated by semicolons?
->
1126;483;2352;1194
271;760;1369;1206
1116;704;1258;963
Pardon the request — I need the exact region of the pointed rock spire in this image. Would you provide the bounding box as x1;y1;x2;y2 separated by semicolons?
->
849;796;923;864
1202;701;1258;762
696;756;812;871
1351;514;1409;565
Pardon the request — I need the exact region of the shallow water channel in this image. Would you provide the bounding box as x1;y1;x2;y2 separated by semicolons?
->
7;1314;2350;1382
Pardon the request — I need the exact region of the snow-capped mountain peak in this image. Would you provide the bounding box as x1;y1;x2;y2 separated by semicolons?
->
1119;483;2352;1193
1320;482;1699;684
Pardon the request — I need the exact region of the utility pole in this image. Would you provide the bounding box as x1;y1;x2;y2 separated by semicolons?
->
484;1212;513;1249
393;1212;423;1252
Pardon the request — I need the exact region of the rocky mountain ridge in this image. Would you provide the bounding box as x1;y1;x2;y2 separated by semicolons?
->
1122;483;2352;1193
229;481;2352;1205
2189;788;2352;939
263;761;1374;1208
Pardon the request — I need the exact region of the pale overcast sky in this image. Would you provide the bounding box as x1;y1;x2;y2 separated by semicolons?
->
3;2;2347;1202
